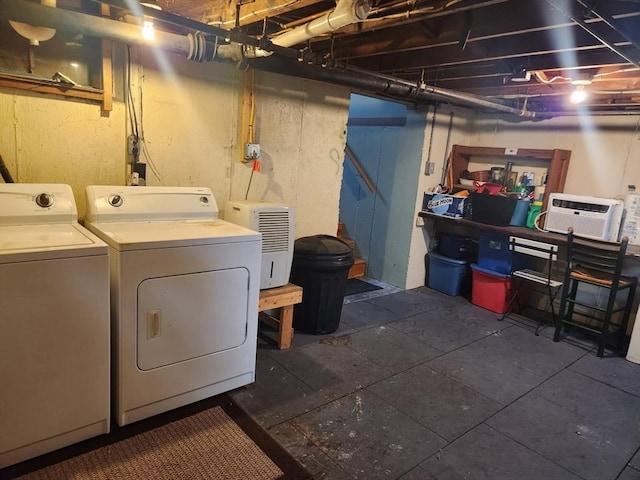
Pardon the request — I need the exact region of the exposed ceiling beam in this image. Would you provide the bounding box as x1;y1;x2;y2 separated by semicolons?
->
544;0;640;68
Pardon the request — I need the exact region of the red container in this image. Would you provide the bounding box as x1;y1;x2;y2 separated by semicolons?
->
470;264;513;314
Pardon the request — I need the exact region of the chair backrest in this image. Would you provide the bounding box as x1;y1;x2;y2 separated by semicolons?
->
509;236;559;262
565;227;628;280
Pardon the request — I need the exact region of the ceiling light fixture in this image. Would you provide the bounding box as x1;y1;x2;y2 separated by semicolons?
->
142;17;155;40
139;1;161;41
569;85;588;104
570;73;593;86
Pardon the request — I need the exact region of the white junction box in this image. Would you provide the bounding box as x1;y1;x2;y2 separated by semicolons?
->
225;200;295;289
544;193;625;242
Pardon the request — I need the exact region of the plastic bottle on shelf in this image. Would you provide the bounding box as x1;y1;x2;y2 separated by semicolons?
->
526;200;543;229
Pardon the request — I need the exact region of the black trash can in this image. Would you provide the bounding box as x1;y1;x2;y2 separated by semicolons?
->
290;234;354;334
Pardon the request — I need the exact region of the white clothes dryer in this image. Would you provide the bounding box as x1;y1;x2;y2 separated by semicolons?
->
84;186;261;427
0;184;110;468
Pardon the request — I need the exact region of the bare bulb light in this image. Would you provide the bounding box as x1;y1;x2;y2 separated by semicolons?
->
569;86;588;104
142;19;155;41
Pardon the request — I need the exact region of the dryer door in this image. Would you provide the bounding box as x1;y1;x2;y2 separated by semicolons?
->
137;268;249;370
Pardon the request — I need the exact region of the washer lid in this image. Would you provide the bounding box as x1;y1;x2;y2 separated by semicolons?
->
0;224;108;262
84;219;261;251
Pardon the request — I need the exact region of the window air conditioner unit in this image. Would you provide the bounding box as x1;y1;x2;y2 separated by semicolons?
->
224;200;295;290
544;193;625;242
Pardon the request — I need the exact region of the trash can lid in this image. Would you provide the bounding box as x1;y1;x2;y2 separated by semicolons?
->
294;234;353;256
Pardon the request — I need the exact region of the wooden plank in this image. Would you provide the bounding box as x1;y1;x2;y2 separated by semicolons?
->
185;0;321;28
101;40;113;112
100;4;112;112
453;144;561;160
345;143;377;194
0;75;103;102
258;283;303;311
278;304;294;349
348;258;367;279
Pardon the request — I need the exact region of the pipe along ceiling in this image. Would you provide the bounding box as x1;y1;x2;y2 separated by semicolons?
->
0;0;541;118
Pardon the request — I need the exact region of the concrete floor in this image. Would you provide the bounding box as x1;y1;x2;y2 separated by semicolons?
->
231;285;640;480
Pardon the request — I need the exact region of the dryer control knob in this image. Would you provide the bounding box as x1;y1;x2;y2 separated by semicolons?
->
35;193;53;208
109;195;123;207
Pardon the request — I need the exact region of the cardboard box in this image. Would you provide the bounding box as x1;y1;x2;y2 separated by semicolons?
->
422;193;466;218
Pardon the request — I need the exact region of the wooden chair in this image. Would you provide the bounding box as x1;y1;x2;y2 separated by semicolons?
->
499;236;563;335
554;228;637;357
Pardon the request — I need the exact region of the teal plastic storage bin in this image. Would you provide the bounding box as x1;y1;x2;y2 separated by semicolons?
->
427;251;469;296
510;199;530;226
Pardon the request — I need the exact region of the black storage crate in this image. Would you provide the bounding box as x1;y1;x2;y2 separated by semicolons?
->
438;233;477;261
470;192;518;226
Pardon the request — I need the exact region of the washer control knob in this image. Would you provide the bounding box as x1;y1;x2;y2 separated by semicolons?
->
35;193;53;208
109;194;123;207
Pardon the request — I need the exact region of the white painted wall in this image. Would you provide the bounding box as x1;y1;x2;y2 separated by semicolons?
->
469;114;640;199
134;48;239;202
406;105;475;289
0;92;126;217
229;71;350;238
0;46;350;239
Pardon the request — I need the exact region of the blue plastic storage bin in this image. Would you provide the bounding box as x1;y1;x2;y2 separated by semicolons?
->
477;233;512;274
427;251;469;296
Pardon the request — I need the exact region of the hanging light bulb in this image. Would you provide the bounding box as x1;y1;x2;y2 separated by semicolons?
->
142;17;155;41
569;85;588;104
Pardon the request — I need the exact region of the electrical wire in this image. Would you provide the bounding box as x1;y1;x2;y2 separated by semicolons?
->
138;80;163;182
126;46;139;141
126;45;162;183
534;210;549;232
245;166;255;200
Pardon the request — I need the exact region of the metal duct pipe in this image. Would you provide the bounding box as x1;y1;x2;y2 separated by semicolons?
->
247;56;538;118
272;0;371;48
0;0;194;57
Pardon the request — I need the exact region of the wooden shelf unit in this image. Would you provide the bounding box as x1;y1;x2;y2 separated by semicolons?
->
450;145;571;210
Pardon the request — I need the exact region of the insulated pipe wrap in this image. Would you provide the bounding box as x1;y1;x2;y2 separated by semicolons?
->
272;0;371;48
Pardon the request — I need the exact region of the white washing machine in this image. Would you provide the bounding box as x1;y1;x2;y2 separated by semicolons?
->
84;185;261;427
0;184;110;468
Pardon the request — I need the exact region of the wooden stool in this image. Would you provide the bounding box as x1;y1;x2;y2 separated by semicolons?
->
258;283;303;349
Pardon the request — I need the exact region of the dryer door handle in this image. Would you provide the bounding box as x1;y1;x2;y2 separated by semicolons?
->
147;310;162;339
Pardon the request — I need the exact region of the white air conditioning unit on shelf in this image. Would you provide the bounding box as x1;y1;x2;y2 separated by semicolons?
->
224;200;295;290
544;193;625;242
